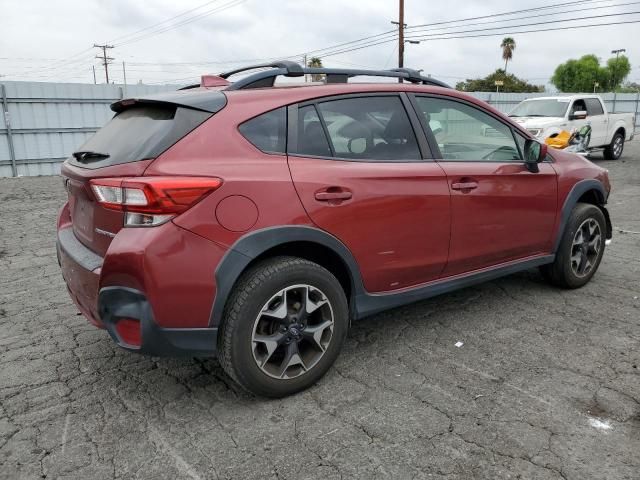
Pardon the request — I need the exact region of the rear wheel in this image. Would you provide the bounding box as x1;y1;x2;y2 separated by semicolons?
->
217;256;348;397
603;132;624;160
540;203;606;288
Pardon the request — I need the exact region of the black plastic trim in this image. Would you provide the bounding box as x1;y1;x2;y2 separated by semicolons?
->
210;226;365;327
210;226;559;327
221;61;304;79
111;90;227;114
355;255;555;319
223;62;451;91
99;287;218;357
57;228;103;271
552;179;609;252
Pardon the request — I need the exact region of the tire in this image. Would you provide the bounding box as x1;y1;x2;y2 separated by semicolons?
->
540;203;606;289
217;256;349;397
603;131;624;160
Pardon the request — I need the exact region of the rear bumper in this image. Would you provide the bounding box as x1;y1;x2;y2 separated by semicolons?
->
57;226;219;357
57;227;103;327
98;287;217;357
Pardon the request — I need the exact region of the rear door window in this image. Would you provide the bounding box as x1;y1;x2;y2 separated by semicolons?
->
314;96;421;161
585;98;604;116
69;105;212;169
239;107;286;154
294;105;332;157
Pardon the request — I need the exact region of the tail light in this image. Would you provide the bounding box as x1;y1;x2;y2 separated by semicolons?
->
90;177;222;227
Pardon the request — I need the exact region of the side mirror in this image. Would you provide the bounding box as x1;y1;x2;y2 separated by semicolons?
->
523;139;547;173
570;110;587;120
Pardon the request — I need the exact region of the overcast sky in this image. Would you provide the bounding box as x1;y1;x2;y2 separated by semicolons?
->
2;0;639;88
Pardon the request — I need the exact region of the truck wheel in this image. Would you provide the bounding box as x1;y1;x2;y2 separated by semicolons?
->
540;203;606;289
218;256;349;397
603;132;624;160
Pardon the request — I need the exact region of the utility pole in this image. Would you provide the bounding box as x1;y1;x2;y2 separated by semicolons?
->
611;48;626;91
391;0;406;83
92;65;97;84
94;44;114;83
122;61;128;95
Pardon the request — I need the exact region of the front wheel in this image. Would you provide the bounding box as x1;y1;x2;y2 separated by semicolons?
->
603;132;624;160
217;256;349;397
540;203;606;288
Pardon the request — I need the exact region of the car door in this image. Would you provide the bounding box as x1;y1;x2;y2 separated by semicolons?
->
410;94;558;277
287;94;451;293
584;98;608;147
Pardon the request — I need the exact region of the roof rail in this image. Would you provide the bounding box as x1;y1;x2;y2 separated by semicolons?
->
222;61;451;91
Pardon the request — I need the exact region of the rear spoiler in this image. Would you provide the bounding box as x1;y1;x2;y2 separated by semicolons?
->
111;89;227;114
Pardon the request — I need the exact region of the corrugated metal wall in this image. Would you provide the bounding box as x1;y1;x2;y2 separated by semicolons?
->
0;81;180;177
1;81;639;177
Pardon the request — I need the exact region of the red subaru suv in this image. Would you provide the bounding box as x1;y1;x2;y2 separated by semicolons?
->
57;62;612;397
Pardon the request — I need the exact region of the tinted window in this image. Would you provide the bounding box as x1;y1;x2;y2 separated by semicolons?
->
239;107;286;154
571;99;587;114
585;98;604;116
315;96;421;161
295;105;332;157
415;97;521;161
69;105;211;169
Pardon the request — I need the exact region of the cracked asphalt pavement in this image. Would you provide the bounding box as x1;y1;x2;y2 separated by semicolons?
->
1;140;639;480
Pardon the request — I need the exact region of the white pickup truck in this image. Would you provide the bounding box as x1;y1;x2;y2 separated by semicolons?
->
509;95;635;159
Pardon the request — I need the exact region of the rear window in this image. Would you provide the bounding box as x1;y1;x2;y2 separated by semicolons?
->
238;107;287;154
69;105;212;169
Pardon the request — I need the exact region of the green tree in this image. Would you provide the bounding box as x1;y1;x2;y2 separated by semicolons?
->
500;37;516;74
308;57;323;82
551;54;631;92
607;55;631;91
456;69;543;93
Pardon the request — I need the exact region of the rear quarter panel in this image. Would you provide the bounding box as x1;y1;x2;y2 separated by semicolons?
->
145;92;313;247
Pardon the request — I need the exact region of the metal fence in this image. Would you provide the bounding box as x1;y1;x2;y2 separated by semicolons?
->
0;81;179;177
1;81;639;177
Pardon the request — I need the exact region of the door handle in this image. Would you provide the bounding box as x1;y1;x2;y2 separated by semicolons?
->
451;181;478;191
314;188;353;201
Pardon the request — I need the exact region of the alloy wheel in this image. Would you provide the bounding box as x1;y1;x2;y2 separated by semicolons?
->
570;218;602;278
613;136;623;158
251;284;334;379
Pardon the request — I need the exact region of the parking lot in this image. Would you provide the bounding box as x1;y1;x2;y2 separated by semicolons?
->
1;141;639;480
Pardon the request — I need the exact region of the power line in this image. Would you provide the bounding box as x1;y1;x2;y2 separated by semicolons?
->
317;14;640;58
403;1;640;36
405;0;607;29
405;10;640;40
107;0;226;44
114;0;247;47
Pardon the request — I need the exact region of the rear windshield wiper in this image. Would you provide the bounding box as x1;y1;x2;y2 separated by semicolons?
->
72;150;110;163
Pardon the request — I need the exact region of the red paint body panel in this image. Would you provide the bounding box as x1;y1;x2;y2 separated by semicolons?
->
99;221;227;328
439;162;558;276
147;93;313;246
57;204;102;327
288;156;451;292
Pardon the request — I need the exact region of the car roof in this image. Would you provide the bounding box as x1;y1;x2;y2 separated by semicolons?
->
523;95;601;102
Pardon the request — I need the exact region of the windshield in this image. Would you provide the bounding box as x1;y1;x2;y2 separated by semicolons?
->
510;99;570;118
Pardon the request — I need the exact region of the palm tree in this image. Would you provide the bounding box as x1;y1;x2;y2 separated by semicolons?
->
500;37;516;74
308;57;323;82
